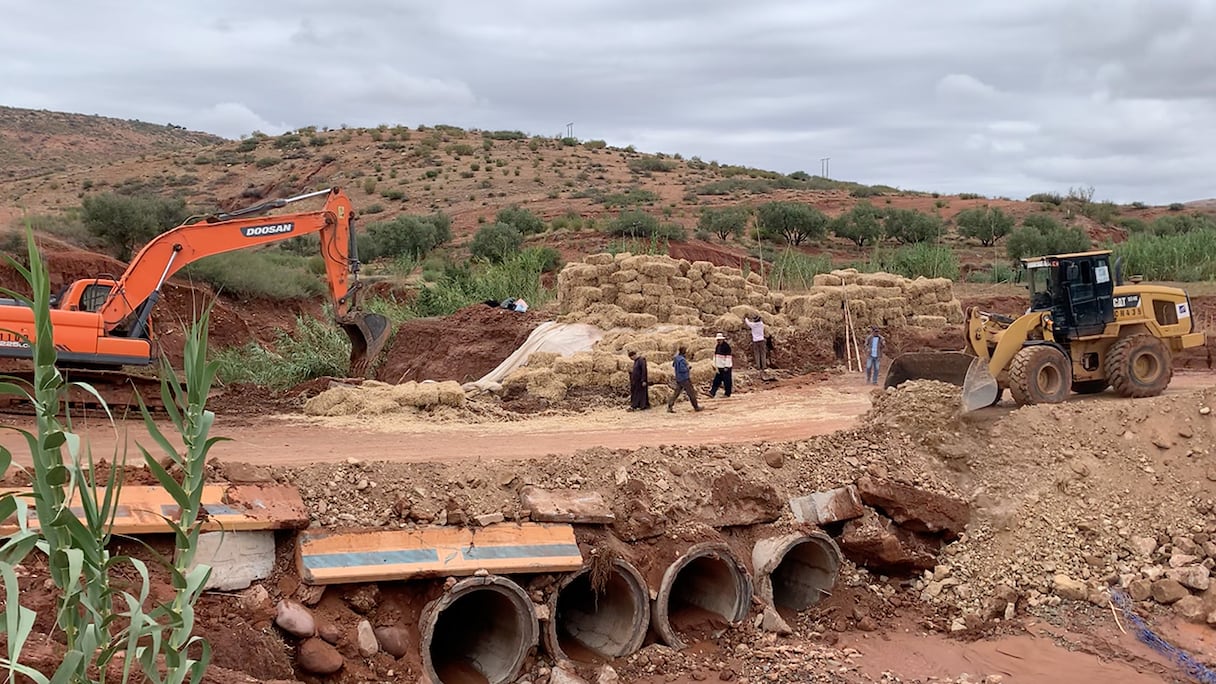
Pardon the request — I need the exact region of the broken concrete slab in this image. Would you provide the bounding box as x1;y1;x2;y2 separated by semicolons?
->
297;522;583;585
521;486;615;524
182;530;276;591
836;508;940;575
789;485;864;526
856;476;970;538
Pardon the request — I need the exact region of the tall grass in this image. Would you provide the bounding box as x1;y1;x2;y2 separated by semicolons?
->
0;227;213;683
766;249;831;291
412;249;555;317
181;250;325;299
1112;229;1216;281
866;243;960;280
214;314;349;388
605;235;670;256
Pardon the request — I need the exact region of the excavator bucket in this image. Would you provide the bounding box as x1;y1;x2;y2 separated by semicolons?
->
339;311;392;378
883;351;998;413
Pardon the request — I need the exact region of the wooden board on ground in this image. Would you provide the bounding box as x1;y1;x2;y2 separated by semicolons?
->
520;486;615;524
0;484;309;535
296;522;583;585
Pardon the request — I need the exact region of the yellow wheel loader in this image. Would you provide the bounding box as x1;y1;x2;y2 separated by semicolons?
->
885;250;1206;411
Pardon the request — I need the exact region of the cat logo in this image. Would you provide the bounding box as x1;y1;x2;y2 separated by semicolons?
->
1113;294;1141;309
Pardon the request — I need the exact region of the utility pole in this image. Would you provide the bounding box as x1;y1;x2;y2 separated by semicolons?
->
820;157;831;179
566;122;574;138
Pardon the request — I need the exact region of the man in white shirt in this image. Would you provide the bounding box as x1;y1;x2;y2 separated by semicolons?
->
744;315;767;370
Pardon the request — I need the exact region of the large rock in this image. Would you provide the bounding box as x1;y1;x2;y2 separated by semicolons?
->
1127;579;1153;602
297;638;343;675
856;476;970;538
837;508;940;575
1176;595;1207;623
790;485;865;526
274;600;316;638
1151;579;1190;605
1166;566;1211;591
356;620;378;657
1052;575;1088;601
374;625;410;658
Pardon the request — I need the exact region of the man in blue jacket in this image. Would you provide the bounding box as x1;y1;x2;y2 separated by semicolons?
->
667;346;702;413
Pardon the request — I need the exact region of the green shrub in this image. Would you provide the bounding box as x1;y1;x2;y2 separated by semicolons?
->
1149;213;1216;236
958;192;984;200
215;314;349;388
470;223;524;263
380;188;406;201
255;156;280;168
524;245;563;273
604;210;685;240
954;206;1015;246
182;251;324;299
767;249;832;291
583;139;608;150
697;205;750;241
1081;200;1120;225
1112;229;1216;281
489;130;527;140
560;137;578;146
1026;192;1063;205
869;243;960;280
1169;202;1186;211
365;213;452;260
1118;217;1149;233
755;201;829;246
412;250;554;318
849;186;882;198
628;157;677;173
831;201;884;247
81;192;190;260
364;203;385;214
1006;214;1091;260
1130;201;1147;210
882;208;943;244
495;205;546;235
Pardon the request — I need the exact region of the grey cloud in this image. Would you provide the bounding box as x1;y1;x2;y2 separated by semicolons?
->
2;0;1215;203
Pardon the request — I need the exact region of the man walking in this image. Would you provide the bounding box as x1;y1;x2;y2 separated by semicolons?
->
627;350;650;411
865;326;885;385
744;315;767;370
709;333;733;398
667;346;702;413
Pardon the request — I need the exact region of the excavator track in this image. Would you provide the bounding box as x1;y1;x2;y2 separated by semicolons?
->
0;368;184;415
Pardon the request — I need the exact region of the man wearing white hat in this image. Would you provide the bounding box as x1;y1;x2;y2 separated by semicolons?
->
709;332;733;398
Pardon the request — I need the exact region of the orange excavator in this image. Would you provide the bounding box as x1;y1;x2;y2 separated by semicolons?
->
0;187;391;408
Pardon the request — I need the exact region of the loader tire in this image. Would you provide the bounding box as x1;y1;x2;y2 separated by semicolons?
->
1008;346;1071;406
1071;379;1108;395
1106;334;1172;398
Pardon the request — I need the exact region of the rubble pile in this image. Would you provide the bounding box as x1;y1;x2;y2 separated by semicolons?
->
556;253;964;331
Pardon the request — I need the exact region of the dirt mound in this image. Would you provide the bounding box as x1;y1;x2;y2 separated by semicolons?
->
863;380;964;448
376;304;546;384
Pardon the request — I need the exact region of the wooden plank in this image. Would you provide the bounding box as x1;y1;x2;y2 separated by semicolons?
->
297;522;583;585
0;483;309;535
520;486;615;524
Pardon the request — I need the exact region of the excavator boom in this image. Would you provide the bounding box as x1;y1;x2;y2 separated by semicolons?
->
0;187;391;379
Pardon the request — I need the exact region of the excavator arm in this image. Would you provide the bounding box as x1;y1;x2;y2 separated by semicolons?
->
96;187;390;375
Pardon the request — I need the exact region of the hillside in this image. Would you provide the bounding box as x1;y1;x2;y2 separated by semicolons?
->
1;115;1188;255
0;105;223;184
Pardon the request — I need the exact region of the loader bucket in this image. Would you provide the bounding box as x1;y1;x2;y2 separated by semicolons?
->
883;351;998;413
339;311;392;378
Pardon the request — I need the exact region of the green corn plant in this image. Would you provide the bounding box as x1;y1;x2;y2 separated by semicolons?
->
0;227;215;683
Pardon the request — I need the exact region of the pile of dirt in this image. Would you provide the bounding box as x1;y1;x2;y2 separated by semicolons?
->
375;304;546;384
863;380;967;456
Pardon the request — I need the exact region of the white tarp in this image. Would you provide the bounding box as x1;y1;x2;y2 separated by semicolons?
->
463;321;604;393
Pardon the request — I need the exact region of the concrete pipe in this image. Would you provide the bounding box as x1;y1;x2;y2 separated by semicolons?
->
543;558;650;662
752;530;842;612
421;575;538;684
652;542;752;649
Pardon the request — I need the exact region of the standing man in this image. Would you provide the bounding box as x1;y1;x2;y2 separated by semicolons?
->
627;350;650;411
865;326;885;385
709;333;733;398
744;315;767;370
667;346;702;413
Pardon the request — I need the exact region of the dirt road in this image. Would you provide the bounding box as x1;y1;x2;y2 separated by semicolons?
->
5;371;1214;468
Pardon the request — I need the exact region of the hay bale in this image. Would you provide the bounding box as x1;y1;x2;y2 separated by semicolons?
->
618;279;643;294
670;276;692;291
610;270;638;284
609;370;629;389
638;260;678;278
745;272;764;286
526;351;560;368
641;283;673;298
436;381;467;406
302;386;357;416
713;312;744;331
813;273;843;287
593;352;620;376
527;370;568;402
910;315;948;329
619;293;646;313
585;252;615;266
624;312;659;328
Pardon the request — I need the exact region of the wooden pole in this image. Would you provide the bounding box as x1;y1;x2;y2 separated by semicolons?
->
843;301;854;371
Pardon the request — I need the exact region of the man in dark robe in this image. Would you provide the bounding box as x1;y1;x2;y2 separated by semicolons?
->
628;350;650;410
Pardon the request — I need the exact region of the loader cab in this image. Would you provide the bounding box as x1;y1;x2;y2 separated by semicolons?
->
1022;251;1116;340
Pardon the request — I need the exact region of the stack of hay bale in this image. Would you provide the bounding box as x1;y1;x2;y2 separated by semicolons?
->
302;380;467;416
557;254;964;333
557;253;783;328
502;329;717;405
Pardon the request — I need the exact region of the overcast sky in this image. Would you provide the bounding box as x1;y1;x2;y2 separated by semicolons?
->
3;1;1214;204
